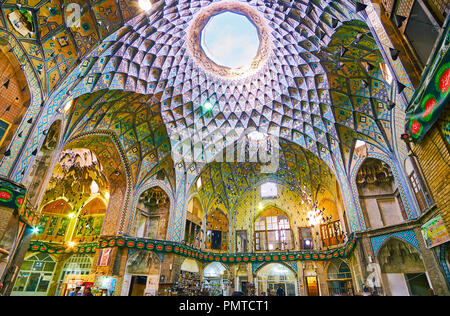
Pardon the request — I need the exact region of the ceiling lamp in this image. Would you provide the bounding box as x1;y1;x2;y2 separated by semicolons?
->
307;207;323;226
91;180;99;194
138;0;152;11
203;100;213;111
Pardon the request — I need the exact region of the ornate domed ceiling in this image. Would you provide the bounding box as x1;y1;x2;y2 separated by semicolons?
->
0;0;403;235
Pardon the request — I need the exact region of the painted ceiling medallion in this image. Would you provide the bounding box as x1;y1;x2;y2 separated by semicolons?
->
188;1;271;79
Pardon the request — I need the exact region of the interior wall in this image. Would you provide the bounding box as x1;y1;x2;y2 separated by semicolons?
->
0;46;31;161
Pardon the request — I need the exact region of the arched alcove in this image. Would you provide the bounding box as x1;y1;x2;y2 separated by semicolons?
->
205;209;229;251
256;263;297;296
125;251;161;296
0;45;31;161
134;186;170;240
326;259;354;296
377;238;432;296
356;158;407;229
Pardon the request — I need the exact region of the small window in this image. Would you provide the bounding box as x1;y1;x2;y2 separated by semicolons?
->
197;177;202;190
261;182;278;199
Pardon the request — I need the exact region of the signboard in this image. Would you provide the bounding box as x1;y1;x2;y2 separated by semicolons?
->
145;275;160;296
421;215;450;248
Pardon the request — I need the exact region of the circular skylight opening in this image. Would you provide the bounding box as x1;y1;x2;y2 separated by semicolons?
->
201;11;260;69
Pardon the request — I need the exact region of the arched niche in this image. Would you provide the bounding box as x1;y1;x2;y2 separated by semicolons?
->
205;209;229;251
356;158;407;229
202;262;230;296
62;133;128;236
317;198;345;248
23;119;62;208
185;196;203;248
326;259;354;296
255;263;297;296
377;238;432;296
134;186;170;240
125;251;161;296
73;197;107;243
254;206;293;251
36;146;110;244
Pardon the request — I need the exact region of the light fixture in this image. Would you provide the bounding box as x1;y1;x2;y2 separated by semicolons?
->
63;99;74;113
307;208;323;226
90;180;99;194
138;0;152;11
68;212;75;219
203;100;213;111
355;140;366;149
68;241;76;248
32;227;39;234
105;192;110;200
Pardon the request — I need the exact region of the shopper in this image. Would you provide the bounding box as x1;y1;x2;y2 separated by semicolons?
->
69;287;81;296
276;285;286;296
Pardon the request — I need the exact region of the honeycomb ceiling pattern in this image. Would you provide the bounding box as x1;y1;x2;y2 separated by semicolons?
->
190;138;336;214
65;89;175;190
72;0;363;168
1;0;396;228
0;0;144;93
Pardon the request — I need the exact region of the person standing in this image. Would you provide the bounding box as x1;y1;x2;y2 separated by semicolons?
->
276;285;286;296
69;287;81;296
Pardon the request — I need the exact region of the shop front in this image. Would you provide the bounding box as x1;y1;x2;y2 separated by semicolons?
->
177;258;201;296
256;263;297;296
122;250;161;296
202;262;229;296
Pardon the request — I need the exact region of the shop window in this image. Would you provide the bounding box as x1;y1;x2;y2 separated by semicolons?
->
298;227;313;250
326;259;354;296
54;254;93;296
12;254;56;296
254;207;293;251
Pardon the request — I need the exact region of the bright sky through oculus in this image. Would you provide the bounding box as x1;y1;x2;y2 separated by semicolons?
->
201;11;260;69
